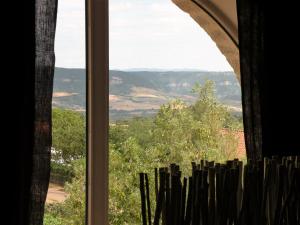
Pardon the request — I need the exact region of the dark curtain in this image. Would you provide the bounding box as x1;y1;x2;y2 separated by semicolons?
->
237;0;264;161
18;0;58;224
15;0;36;224
15;0;57;225
29;0;58;224
17;0;57;222
237;0;300;159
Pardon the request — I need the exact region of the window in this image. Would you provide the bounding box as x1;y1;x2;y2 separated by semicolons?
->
45;0;86;224
88;0;240;224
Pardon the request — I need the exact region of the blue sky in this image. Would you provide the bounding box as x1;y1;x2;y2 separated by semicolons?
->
55;0;233;71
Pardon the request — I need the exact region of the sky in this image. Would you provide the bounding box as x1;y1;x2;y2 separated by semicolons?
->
55;0;233;71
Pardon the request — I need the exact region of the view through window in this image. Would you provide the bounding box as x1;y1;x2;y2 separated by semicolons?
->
44;0;86;224
109;0;244;224
44;0;244;224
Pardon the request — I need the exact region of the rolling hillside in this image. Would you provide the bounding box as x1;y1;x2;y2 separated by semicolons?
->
53;67;242;120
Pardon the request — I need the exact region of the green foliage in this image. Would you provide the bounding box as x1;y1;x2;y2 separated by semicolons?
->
50;162;74;184
46;80;243;225
109;139;143;224
44;203;68;225
109;137;158;225
45;159;86;225
63;159;86;225
52;108;86;163
151;100;195;169
189;81;238;162
127;117;154;148
109;122;130;150
108;81;243;224
43;212;65;225
45;109;86;225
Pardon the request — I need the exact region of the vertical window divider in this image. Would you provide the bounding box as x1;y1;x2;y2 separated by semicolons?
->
87;0;109;224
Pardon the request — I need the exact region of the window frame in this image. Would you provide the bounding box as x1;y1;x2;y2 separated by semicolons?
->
85;0;240;224
86;0;109;224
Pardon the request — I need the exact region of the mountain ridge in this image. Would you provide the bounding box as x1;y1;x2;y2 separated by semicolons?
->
53;67;242;120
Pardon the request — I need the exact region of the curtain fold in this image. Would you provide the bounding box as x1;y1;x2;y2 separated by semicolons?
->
28;0;58;224
237;0;264;161
237;1;300;159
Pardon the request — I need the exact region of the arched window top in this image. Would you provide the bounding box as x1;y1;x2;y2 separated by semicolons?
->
172;0;240;80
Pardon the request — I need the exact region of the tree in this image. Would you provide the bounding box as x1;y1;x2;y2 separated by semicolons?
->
127;117;154;148
151;99;195;169
44;159;86;225
46;80;242;225
109;138;156;224
189;80;239;162
109;122;129;151
107;81;242;224
62;159;86;225
52;108;86;163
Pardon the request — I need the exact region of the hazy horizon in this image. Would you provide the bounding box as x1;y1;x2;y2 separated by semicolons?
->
55;66;234;73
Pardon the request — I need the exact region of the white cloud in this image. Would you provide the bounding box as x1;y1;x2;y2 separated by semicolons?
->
55;0;85;68
109;0;233;71
54;0;233;71
109;2;133;12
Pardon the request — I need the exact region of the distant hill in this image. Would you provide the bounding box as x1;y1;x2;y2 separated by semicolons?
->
53;67;242;120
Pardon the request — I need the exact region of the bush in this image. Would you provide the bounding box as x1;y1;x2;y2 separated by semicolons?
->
52;108;86;163
43;212;65;225
45;159;86;225
50;162;74;184
44;202;68;225
62;159;86;225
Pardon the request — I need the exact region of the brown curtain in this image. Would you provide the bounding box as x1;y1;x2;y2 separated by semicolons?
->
28;0;58;224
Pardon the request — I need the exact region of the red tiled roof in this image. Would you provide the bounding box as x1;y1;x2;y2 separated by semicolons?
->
220;129;246;159
235;130;246;158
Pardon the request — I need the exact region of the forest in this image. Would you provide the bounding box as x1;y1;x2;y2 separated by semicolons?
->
44;81;244;225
